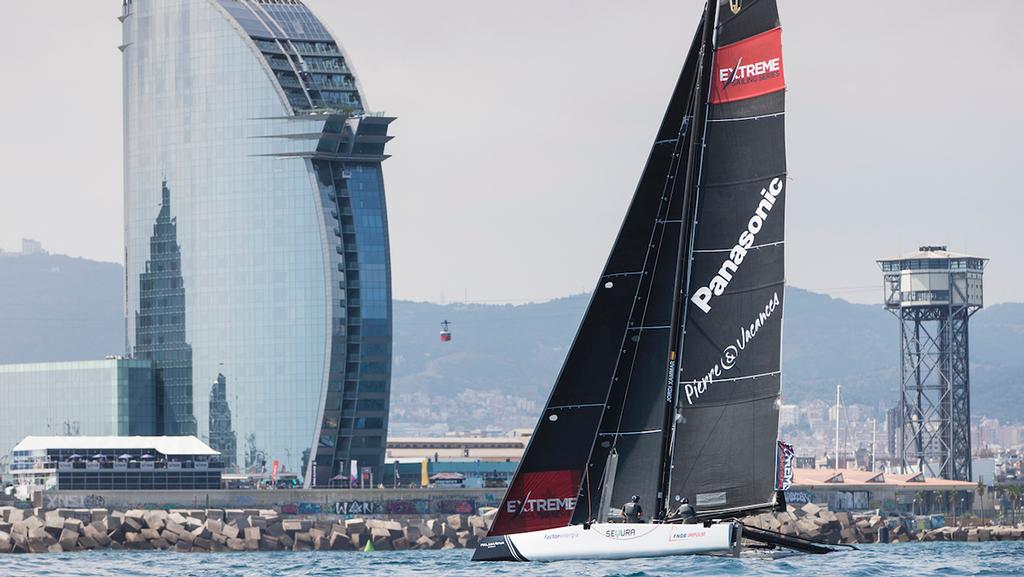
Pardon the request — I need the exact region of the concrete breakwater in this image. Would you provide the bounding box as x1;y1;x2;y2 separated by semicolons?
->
744;502;1024;544
0;506;497;553
4;502;1023;554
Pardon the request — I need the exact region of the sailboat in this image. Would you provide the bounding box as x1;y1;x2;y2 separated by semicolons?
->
474;0;800;562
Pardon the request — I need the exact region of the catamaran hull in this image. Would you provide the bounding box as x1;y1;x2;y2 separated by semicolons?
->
472;521;738;562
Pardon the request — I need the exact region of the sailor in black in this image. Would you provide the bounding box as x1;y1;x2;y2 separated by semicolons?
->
672;497;697;524
623;495;644;523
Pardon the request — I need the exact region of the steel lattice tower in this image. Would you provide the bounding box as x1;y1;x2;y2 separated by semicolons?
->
878;246;986;481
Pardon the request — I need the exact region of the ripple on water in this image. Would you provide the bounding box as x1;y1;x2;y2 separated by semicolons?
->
1;542;1023;577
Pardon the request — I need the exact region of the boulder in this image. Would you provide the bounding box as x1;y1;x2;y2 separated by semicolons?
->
143;511;167;531
206;518;224;535
330;531;355;550
413;536;437;550
226;537;246;551
345;518;366;535
456;530;478;549
244;526;261;541
175;541;192;552
191;525;212;541
162;529;180;544
123;517;143;533
224;509;246;523
404;524;423;542
446;514;468;531
84;523;111;547
58;529;80;550
260;535;282;551
44;515;65;539
349;532;365;550
222;523;240;540
372;536;393;550
63;517;85;533
78;534;99;550
392;537;410;550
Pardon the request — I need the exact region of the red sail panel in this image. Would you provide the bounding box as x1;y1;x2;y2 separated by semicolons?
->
489;470;580;535
709;27;784;104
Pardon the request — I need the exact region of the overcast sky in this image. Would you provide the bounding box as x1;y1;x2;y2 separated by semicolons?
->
1;1;1022;305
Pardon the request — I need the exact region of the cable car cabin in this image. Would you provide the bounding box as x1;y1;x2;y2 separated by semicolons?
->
439;320;452;343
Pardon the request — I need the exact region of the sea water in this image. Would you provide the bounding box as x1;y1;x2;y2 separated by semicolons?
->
2;542;1022;577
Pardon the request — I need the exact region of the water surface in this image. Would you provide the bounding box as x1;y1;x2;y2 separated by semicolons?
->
2;542;1022;577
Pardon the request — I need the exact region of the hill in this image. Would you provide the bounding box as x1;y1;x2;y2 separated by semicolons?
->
0;253;124;363
1;253;1021;429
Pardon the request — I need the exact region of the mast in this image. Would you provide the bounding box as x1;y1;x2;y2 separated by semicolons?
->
655;0;718;519
835;384;841;469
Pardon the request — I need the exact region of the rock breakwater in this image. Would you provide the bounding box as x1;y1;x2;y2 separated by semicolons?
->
0;505;497;553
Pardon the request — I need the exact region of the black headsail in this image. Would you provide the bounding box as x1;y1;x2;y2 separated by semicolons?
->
667;0;787;517
486;12;708;537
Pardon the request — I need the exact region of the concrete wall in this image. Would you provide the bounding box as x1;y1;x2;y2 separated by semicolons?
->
39;488;506;516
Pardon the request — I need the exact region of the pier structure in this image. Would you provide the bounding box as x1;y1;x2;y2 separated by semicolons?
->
878;246;986;481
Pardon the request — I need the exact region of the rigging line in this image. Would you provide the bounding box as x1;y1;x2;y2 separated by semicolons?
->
679;370;781;385
547;403;605;411
654;139;679;145
601;78;701;447
708;111;785;123
627;325;670;331
692;240;785;253
663;4;720;510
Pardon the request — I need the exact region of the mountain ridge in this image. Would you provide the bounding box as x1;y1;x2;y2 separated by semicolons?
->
1;253;1021;426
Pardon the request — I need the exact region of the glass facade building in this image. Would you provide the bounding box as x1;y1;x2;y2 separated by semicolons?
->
0;359;156;473
122;0;393;486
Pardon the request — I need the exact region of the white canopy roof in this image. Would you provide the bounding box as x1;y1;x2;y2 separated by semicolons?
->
13;436;219;457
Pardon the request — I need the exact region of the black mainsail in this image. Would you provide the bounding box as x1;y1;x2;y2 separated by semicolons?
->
668;0;787;518
485;0;786;539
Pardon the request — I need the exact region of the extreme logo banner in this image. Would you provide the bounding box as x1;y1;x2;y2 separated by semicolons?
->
489;470;580;536
710;27;785;104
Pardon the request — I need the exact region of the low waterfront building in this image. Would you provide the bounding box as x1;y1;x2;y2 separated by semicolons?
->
385;434;529;462
789;468;975;515
0;358;156;475
9;436;222;493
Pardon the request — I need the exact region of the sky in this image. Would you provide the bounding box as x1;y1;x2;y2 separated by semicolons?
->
1;1;1022;305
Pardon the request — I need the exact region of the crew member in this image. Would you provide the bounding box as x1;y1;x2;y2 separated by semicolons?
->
673;497;697;524
622;495;644;523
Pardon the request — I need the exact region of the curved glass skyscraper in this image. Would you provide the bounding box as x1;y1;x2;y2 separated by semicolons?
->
122;0;393;486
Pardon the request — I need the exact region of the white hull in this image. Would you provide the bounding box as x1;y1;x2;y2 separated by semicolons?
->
474;521;738;562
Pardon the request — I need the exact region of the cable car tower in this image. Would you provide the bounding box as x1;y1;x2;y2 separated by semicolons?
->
878;246;987;481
